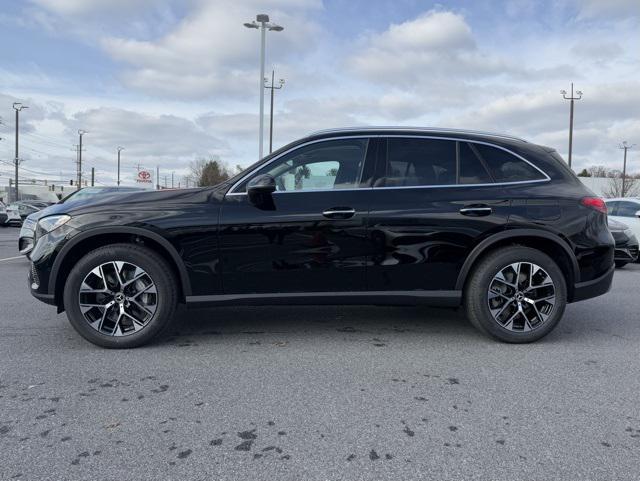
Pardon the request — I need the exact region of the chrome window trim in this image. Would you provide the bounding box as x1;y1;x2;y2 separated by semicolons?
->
226;134;550;197
308;126;528;143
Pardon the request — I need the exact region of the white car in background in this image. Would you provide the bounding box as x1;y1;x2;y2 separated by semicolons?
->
605;198;640;240
5;203;24;225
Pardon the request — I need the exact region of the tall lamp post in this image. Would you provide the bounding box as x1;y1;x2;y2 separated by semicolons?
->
13;102;28;201
77;130;87;190
560;83;582;169
244;14;284;160
117;146;124;186
619;141;636;197
264;70;285;154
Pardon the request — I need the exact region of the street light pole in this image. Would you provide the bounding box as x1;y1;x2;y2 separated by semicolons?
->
244;14;284;160
619;141;636;198
12;102;28;201
560;83;582;169
117;147;124;186
77;130;87;190
265;70;285;154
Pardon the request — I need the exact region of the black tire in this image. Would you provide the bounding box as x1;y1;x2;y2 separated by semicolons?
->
615;260;629;269
464;246;567;343
63;243;178;348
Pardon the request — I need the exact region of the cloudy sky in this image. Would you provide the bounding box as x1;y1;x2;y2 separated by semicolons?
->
0;0;638;187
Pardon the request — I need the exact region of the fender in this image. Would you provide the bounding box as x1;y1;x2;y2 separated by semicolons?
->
454;228;580;291
48;226;192;299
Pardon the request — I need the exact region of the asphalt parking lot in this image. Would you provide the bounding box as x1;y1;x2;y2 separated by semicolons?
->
0;226;639;481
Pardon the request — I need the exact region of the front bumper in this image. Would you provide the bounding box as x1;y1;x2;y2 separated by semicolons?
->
614;237;639;262
28;223;79;307
572;265;615;302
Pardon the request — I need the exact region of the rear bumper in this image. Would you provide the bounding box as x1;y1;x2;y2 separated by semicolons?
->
572;265;615;302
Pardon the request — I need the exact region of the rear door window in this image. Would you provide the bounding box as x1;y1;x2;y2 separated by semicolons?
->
459;142;493;184
382;138;456;187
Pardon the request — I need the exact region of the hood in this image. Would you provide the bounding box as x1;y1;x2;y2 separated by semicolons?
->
59;186;225;216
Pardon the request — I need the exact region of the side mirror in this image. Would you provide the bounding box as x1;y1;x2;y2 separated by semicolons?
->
635;210;640;218
247;174;276;208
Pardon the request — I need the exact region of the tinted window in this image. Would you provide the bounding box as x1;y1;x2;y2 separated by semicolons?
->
474;144;545;182
459;142;493;184
606;201;618;215
617;201;640;217
383;138;456;187
245;139;368;192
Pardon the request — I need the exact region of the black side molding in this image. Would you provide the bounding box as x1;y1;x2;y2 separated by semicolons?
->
186;290;462;308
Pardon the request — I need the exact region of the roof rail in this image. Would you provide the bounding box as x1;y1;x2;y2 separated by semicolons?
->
308;126;528;143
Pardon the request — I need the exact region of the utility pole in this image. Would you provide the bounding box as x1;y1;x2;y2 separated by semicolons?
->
244;14;284;160
77;130;87;190
117;147;124;186
171;171;174;189
12;103;28;201
91;167;95;186
156;165;160;190
619;141;636;197
560;83;582;169
264;70;285;154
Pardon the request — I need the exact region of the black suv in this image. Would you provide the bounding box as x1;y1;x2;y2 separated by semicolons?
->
29;128;614;348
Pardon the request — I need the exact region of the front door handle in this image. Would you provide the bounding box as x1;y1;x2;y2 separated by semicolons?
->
459;205;493;217
322;207;356;219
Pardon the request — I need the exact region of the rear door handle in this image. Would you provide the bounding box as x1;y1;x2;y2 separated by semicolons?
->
459;206;493;216
322;207;356;219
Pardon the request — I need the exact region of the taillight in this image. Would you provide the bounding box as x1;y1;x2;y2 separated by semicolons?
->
581;196;607;214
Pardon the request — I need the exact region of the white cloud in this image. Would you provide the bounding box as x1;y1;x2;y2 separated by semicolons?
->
347;9;574;93
29;0;160;16
101;0;322;99
3;2;640;181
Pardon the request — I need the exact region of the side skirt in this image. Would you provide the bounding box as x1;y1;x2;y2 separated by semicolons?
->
185;290;462;308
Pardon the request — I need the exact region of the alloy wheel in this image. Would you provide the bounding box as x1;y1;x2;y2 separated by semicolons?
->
78;261;158;336
487;262;556;332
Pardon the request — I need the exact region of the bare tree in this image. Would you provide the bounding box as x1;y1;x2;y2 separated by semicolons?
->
602;173;640;198
587;165;609;178
190;156;232;187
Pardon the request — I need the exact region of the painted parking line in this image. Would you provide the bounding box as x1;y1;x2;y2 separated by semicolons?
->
0;256;25;263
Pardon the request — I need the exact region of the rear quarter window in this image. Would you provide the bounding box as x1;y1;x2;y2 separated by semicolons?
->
474;144;546;182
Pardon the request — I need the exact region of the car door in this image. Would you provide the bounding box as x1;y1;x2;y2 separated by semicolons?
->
609;200;640;240
366;136;520;292
219;137;378;295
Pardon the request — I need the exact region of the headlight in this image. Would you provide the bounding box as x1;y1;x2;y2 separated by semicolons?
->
37;215;71;234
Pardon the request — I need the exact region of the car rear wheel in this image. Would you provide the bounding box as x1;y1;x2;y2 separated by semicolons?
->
464;246;567;343
63;243;178;348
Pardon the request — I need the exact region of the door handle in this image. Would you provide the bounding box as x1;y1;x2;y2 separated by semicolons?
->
322;207;356;219
459;205;493;216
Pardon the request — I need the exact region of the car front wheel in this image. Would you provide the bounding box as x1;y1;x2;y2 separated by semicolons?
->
63;243;178;348
464;246;567;343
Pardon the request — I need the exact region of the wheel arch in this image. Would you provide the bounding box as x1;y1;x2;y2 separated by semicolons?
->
456;229;580;301
50;226;191;309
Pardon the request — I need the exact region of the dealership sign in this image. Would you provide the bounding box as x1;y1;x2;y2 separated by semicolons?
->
136;170;153;184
